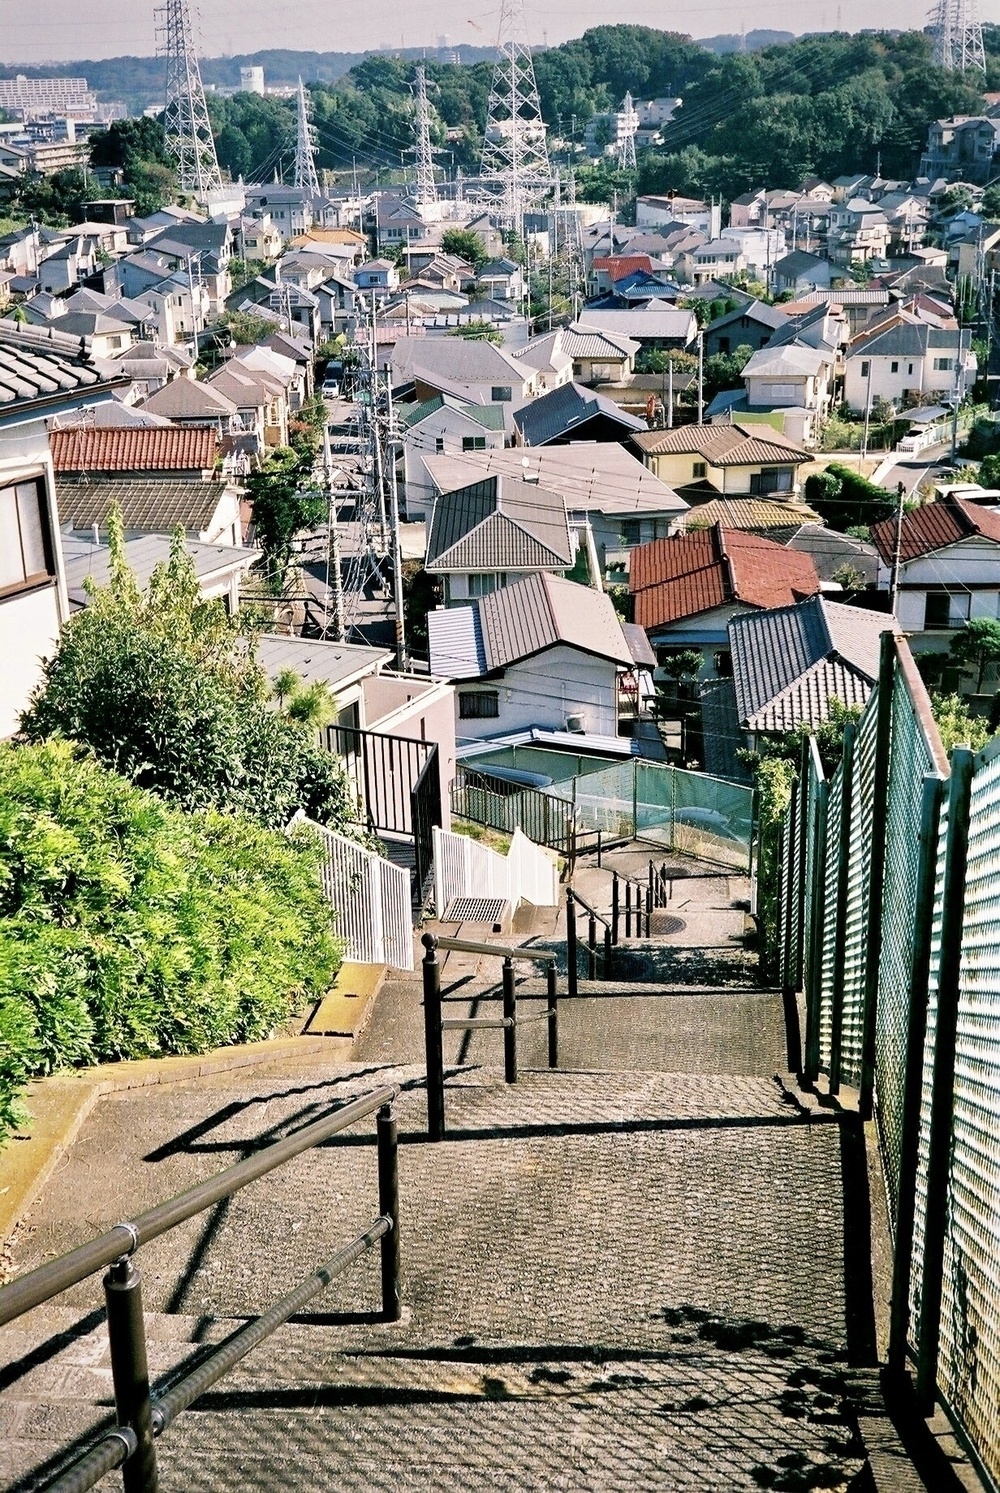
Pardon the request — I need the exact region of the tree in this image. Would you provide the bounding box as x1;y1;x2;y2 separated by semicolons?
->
448;320;503;345
983;183;1000;220
87;117;177;214
831;562;867;592
704;344;753;399
931;692;994;752
246;446;327;586
441;227;487;270
949;617;1000;692
804;462;895;531
19;511;353;832
979;452;1000;488
220;308;281;346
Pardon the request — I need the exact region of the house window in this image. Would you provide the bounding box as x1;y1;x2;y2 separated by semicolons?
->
860;360;870;378
459;689;500;719
462;436;487;451
468;572;505;597
718;337;730;354
933;357;954;372
924;590;971;629
435;436;445;454
692;462;707;479
750;468;794;495
890;361;899;373
621;520;641;545
0;478;53;596
491;386;512;402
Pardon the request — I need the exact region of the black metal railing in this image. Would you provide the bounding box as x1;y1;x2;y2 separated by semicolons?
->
609;871;652;946
421;934;559;1141
327;723;441;903
648;859;670;910
0;1086;402;1493
565;886;613;995
411;745;442;901
451;764;576;854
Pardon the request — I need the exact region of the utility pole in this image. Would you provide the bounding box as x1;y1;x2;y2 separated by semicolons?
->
667;357;674;429
697;332;704;424
861;358;874;460
889;480;905;617
385;377;407;671
321;422;345;641
369;298;388;550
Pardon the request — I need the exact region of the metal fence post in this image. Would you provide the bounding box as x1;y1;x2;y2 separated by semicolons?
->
888;772;944;1377
596;830;602;868
547;961;558;1069
916;747;974;1414
502;956;517;1083
829;721;857;1096
625;880;632;938
804;758;828;1085
603;921;612;975
645;885;653;936
103;1255;158;1493
566;887;578;998
794;740;811;999
377;1103;402;1322
858;632;896;1120
612;872;620;946
421;933;445;1140
588;913;597;980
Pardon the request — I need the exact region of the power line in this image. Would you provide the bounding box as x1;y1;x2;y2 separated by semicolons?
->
293;76;321;195
480;0;553;236
156;0;222;194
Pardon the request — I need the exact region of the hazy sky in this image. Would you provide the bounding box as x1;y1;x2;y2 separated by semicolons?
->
2;0;986;65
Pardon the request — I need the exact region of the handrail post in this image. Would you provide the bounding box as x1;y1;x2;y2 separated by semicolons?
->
648;860;654;911
603;921;612;976
625;879;632;938
588;913;597;980
421;933;445;1140
645;885;653;937
104;1256;159;1493
566;887;578;999
546;960;558;1069
502;956;517;1083
612;872;620;945
596;829;602;867
377;1103;401;1322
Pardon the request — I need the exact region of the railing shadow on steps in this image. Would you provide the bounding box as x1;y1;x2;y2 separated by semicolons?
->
0;1086;402;1493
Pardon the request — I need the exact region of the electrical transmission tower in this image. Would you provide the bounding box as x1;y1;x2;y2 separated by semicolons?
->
618;92;638;171
480;0;552;235
411;65;438;205
157;0;222;194
293;77;321;196
930;0;986;73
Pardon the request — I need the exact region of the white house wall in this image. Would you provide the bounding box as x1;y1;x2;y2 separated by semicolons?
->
456;644;620;741
844;352;965;412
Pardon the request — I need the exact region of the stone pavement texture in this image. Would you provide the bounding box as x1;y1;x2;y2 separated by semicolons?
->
0;855;930;1491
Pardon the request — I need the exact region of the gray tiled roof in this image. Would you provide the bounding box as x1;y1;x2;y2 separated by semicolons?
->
424;445;685;517
425;474;572;572
728;595;894;733
57;478;233;534
512;381;646;446
254;634;390;690
0;322;123;412
785;524;878;584
479;572;635;669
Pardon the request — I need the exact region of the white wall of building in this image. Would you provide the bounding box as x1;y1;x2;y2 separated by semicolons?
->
455;644;620;741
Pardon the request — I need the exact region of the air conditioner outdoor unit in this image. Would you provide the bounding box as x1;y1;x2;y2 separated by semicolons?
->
565;712;586;733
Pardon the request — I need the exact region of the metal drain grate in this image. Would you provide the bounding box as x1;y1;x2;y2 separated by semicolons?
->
442;897;509;926
651;913;686;936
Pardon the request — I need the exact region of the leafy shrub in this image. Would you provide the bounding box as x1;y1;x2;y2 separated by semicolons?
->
0;741;341;1141
804;462;895;532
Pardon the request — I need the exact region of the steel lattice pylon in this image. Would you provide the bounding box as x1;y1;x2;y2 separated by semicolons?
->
157;0;222;194
930;0;986;72
480;0;552;234
618;92;638;170
412;65;438;205
293;77;321;196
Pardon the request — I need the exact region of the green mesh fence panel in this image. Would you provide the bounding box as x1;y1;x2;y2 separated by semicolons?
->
875;666;939;1222
819;768;842;1073
840;701;878;1087
801;748;824;1013
643;763;753;871
776;811;791;989
930;744;1000;1485
572;759;637;840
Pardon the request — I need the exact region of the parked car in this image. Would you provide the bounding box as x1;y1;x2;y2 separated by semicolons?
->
322;377;341;398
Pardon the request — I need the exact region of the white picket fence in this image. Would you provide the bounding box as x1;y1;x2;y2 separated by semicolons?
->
433;826;559;915
291;814;414;970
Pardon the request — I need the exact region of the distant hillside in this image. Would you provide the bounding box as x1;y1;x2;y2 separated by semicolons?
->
698;31;796;54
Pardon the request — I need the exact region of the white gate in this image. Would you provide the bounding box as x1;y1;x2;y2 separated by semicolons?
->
433;826;558;914
294;815;414;970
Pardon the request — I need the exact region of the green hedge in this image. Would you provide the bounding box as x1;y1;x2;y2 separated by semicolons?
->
0;741;341;1140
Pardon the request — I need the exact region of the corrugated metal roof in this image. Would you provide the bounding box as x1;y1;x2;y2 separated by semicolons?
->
630;525;820;629
870;493;1000;563
255;635;390;690
424;444;685;517
50;425;217;473
63;534;257;605
560;325;640;360
675;497;820;534
728;595;894;731
632;421;807;466
478;573;634;670
427;605;487;679
425;473;572;571
57;478;231;533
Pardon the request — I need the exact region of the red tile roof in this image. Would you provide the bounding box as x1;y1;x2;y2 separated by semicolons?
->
629;524;820;629
591;255;655;282
870;493;1000;564
50;425;218;474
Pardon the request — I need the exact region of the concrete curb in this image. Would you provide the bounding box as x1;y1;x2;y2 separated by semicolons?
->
0;1034;333;1251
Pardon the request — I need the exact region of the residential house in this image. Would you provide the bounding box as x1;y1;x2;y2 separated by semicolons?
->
356;259;401;299
729;190;768;229
702;300;791;357
237;213;283;262
315;272;360;339
50;425;219;483
399;395;506;519
391;336;540;435
139;377;241;435
208;361;289;449
870;495;1000;668
719;227;787;278
636;196;715;234
425;472;574;604
629;524;821;683
677;238;746;285
245;186;317;239
36;235;99;294
728;594;896;747
57;478;244;548
573;305;696;352
772;250;833;294
669;495;821;544
828;199;889;267
844;311;975;413
62;533;258;615
534;324;641;386
477;257;525;303
421;444;687;574
428;571;643;741
513;381;647;448
785;524;879;586
920;116;1000;184
0;322;128;736
738;341;836;436
631;423;810;500
145;221;234;313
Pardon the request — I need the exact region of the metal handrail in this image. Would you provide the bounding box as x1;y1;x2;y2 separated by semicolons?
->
1;1086;403;1493
566;887;611;931
0;1085;398;1329
421;932;558;1139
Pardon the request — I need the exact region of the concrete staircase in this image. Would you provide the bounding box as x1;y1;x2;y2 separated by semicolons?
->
0;854;932;1491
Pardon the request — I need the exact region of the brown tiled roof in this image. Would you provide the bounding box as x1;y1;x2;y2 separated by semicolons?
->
676;496;820;533
50;425;218;474
56;479;230;534
629;524;820;629
631;421;808;466
870;493;1000;564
